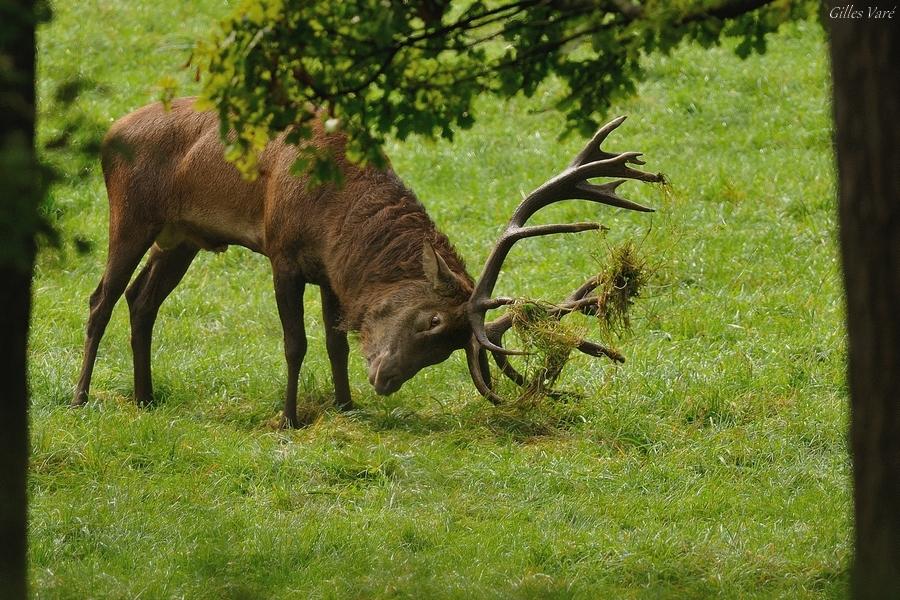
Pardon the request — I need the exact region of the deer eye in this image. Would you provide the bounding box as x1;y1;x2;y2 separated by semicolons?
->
429;314;442;329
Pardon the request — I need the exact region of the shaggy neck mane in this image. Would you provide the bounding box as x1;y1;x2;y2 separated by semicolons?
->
329;169;473;329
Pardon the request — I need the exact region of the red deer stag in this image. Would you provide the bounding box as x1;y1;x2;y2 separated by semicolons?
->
73;98;662;426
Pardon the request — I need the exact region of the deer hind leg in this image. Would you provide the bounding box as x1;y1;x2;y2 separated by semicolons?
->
72;221;158;406
272;267;307;427
321;285;353;411
125;242;199;406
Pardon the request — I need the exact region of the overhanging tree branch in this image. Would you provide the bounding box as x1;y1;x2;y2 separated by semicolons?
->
195;0;815;179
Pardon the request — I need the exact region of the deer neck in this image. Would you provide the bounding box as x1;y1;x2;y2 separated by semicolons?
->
323;177;472;330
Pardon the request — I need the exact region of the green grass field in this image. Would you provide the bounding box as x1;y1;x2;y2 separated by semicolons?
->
30;2;847;597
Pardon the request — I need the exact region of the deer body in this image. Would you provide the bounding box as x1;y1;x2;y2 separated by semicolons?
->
74;98;661;426
75;98;474;426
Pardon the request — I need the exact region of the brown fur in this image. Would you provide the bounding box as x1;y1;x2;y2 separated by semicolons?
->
74;97;475;426
326;171;473;328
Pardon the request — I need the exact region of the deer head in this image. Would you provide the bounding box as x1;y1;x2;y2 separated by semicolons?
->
358;242;474;395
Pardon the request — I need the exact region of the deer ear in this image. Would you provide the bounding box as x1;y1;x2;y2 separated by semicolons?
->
422;241;461;295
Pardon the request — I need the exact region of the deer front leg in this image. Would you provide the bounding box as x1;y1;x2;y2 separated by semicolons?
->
272;268;307;428
320;285;354;411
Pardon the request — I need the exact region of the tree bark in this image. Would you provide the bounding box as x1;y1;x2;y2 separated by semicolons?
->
0;1;36;598
827;6;900;598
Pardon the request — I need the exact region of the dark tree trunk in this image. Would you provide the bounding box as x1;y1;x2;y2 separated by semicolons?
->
0;1;36;598
827;6;900;599
0;279;32;600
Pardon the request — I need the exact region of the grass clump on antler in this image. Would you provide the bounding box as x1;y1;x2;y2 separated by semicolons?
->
507;240;649;402
593;241;650;333
508;301;585;399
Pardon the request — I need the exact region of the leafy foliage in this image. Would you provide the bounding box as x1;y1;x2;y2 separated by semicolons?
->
194;0;818;178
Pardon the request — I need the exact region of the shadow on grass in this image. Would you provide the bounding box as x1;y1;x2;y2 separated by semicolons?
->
348;389;591;443
349;401;463;436
75;375;591;443
70;376;177;411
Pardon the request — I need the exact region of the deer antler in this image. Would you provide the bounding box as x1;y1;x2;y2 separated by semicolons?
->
465;116;662;402
479;275;626;395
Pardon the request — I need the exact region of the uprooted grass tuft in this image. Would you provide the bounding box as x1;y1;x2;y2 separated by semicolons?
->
505;241;650;402
593;240;650;333
508;301;584;398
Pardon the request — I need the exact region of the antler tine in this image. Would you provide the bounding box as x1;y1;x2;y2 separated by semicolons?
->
568;115;627;168
504;122;662;229
484;315;528;386
578;340;625;362
465;335;503;405
572;180;655;213
573;153;664;186
565;274;602;303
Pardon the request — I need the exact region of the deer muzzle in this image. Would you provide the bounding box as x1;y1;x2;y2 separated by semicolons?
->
367;351;402;395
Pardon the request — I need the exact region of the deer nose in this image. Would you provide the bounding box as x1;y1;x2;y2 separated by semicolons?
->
369;368;399;394
373;376;401;396
367;352;401;394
